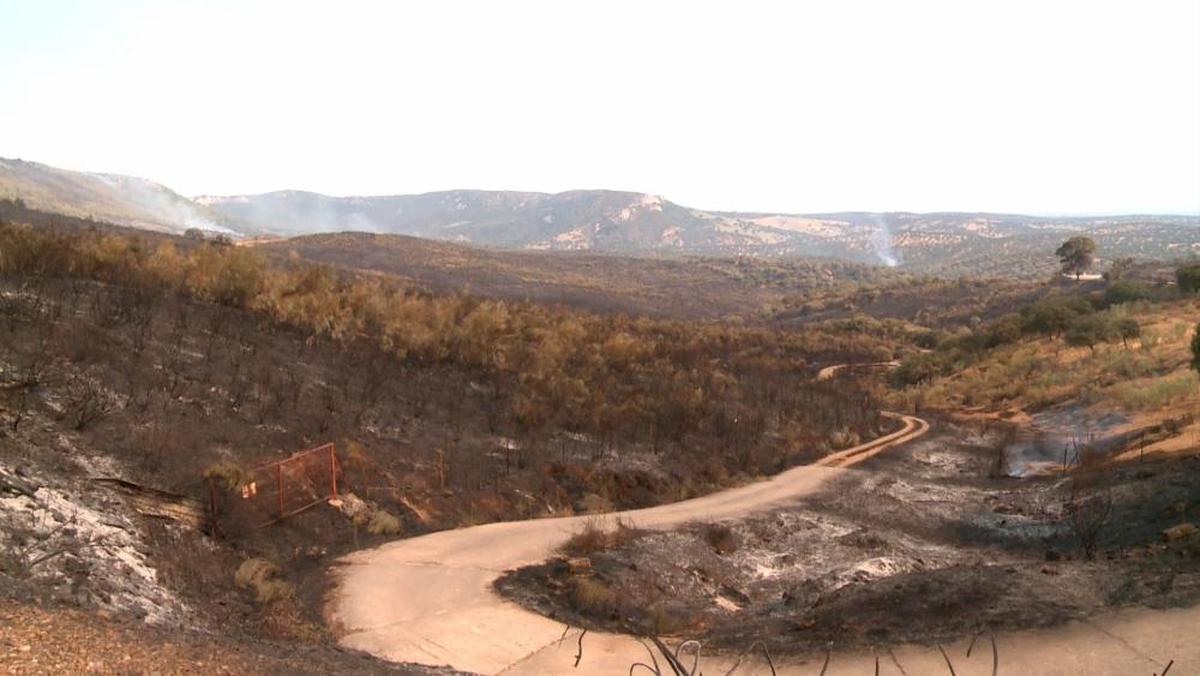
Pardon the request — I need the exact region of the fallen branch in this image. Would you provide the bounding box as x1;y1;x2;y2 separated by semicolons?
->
760;642;777;676
674;640;702;676
631;638;662;676
650;636;690;675
937;645;957;676
966;629;998;676
574;629;587;668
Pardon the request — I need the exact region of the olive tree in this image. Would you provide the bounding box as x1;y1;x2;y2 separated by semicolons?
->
1055;236;1096;279
1179;264;1200;294
1192;321;1200;377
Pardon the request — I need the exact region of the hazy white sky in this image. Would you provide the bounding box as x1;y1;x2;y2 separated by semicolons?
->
1;0;1198;214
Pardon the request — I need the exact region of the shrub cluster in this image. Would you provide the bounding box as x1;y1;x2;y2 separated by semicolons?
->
0;218;887;476
892;287;1149;388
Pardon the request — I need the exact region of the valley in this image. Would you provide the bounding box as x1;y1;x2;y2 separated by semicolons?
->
0;186;1197;675
4;4;1198;673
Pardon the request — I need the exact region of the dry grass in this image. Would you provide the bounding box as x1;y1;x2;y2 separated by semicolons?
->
571;577;618;617
828;427;861;450
234;558;293;605
561;516;642;557
202;461;254;491
366;509;402;535
899;299;1199;416
1109;374;1197;411
233;558;320;641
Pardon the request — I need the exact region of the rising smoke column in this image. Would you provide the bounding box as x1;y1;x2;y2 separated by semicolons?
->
870;213;899;267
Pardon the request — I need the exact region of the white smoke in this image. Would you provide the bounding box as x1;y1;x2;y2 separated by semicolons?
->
870;213;899;267
345;211;383;233
100;174;242;236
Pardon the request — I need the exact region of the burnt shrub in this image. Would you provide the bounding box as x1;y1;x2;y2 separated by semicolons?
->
703;523;739;555
571;577;618;618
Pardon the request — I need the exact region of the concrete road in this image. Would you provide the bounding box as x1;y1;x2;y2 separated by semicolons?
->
328;413;1193;674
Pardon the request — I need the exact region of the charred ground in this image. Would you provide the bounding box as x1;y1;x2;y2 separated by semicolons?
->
496;420;1200;654
0;207;905;668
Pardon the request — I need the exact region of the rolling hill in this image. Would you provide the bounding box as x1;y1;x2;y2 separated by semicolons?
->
205;190;1200;276
4;156;1197;277
0;157;247;235
249;231;901;319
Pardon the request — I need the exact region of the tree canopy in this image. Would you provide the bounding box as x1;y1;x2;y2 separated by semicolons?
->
1177;264;1200;294
1192;321;1200;377
1103;279;1149;306
1055;236;1096;279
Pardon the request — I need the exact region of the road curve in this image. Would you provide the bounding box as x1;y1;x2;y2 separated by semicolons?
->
328;411;1195;675
815;360;901;381
329;414;927;673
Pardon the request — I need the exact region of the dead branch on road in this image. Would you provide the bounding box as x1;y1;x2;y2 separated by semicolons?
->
575;629;587;667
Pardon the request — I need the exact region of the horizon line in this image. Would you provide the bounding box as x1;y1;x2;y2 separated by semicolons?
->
6;155;1200;220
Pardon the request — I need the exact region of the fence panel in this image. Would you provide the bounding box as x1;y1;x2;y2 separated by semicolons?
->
211;443;341;532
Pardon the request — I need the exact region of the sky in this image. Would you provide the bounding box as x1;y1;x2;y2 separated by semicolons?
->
0;0;1198;215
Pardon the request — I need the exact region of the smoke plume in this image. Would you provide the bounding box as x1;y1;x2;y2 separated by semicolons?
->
870;213;899;267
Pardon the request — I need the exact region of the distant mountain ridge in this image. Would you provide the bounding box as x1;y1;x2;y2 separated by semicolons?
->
193;190;1200;275
3;156;1197;274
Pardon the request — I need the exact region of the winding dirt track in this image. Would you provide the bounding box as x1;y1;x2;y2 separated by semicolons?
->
329;412;1196;675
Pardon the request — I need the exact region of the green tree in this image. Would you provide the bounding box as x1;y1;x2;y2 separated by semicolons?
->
1192;322;1200;376
1065;314;1114;352
1114;317;1140;349
1021;296;1091;338
1056;236;1097;279
1104;279;1149;306
1177;264;1200;294
891;352;940;387
985;313;1024;348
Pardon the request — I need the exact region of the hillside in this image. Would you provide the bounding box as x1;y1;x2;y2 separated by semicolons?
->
0;209;913;668
4;158;1196;278
488;282;1200;672
889;286;1200;478
207;190;1200;276
897;296;1200;425
251;231;902;319
0;158;247;236
3;203;1198;674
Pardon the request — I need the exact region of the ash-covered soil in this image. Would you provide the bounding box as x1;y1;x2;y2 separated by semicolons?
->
0;601;455;675
0;414;457;675
495;423;1200;654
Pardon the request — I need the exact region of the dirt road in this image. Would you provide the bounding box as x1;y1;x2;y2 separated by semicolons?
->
329;414;926;673
328;412;1195;675
815;361;900;381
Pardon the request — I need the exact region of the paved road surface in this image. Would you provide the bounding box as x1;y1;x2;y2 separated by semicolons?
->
329;413;1194;674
